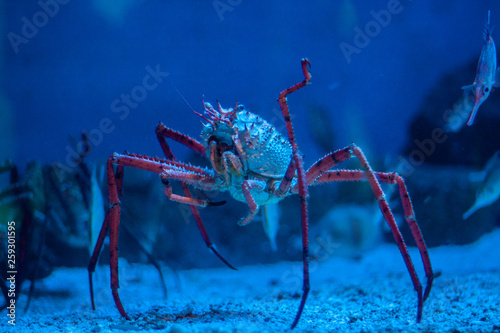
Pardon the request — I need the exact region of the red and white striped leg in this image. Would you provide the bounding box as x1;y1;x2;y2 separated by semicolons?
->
277;58;312;329
155;123;236;269
305;144;434;322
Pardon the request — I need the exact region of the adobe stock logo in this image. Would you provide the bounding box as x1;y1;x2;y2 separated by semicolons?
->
7;0;72;54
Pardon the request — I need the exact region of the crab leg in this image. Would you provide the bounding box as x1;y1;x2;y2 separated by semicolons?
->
156;122;206;156
89;149;225;319
114;152;213;177
272;157;297;197
156;123;236;270
238;179;266;225
277;58;312;329
304;147;353;185
114;153;223;207
302;145;433;322
88;160;129;319
160;176;223;207
314;169;434;299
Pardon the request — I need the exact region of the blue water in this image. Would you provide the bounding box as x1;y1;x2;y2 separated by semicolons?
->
4;0;500;169
3;3;500;331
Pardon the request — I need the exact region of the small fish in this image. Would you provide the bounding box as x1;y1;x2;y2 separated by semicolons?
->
463;151;500;219
462;10;500;126
261;203;281;251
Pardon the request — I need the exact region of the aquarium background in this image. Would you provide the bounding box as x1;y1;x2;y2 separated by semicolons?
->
4;0;500;167
2;1;500;332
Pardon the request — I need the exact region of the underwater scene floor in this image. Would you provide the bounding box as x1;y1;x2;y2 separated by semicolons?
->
7;228;500;333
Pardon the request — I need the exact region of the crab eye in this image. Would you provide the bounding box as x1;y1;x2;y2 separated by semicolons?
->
484;86;490;93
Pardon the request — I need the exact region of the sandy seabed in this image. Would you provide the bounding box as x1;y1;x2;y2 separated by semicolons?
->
3;229;500;333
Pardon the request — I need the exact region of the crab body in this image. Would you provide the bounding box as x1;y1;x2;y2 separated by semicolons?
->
200;102;293;206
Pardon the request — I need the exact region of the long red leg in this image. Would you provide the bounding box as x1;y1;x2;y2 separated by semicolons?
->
156;123;236;269
350;146;427;322
156;122;206;156
87;159;129;319
160;176;221;207
387;174;434;301
303;146;433;322
89;151;226;319
315;169;434;299
277;58;311;329
108;163;128;320
273;157;297;197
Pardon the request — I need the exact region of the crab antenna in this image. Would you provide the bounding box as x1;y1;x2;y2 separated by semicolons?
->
174;88;213;125
174;87;197;114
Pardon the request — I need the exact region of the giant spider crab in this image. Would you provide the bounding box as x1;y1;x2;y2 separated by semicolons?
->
88;59;434;328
